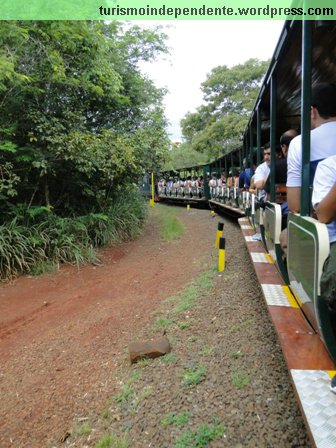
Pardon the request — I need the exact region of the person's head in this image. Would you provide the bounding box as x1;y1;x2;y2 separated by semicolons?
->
280;129;299;157
311;83;336;128
263;142;271;165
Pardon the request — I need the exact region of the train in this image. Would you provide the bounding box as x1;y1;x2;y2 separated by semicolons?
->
151;20;336;448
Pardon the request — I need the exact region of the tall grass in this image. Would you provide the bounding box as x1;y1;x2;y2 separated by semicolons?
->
154;205;184;241
0;186;147;280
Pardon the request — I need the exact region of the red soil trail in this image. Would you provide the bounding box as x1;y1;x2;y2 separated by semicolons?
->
0;207;218;448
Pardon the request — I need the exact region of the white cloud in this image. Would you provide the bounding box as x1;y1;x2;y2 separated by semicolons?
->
137;20;284;141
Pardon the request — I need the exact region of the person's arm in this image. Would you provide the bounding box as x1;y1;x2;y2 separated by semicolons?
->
315;183;336;223
286;137;301;212
287;187;301;212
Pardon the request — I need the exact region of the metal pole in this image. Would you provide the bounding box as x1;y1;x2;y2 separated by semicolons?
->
270;75;277;202
301;21;312;217
257;106;261;167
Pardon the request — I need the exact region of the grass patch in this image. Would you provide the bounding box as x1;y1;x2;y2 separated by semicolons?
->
153;205;184;241
160;215;184;241
115;384;137;409
198;346;214;356
74;421;92;437
27;259;57;276
161;353;177;364
139;386;152;400
187;336;197;344
182;364;207;387
197;270;215;290
178;321;190;330
161;411;192;428
174;284;199;313
152;316;176;332
231;370;251;389
229;318;255;333
136;358;151;367
95;433;128;448
174;420;225;448
128;370;142;383
229;350;243;359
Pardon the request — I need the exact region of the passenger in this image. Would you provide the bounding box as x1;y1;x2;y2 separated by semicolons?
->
254;142;271;202
232;169;239;188
312;154;336;393
264;130;299;233
312;154;336;311
239;158;250;189
287;82;336;212
209;173;217;198
249;175;257;196
281;84;336;252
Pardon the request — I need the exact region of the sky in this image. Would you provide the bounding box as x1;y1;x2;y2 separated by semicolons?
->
138;20;285;142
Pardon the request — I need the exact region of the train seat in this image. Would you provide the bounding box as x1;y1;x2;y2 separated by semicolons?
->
287;213;336;361
264;202;289;283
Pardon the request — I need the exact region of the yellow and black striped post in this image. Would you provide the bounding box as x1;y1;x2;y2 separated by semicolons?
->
218;237;226;272
150;172;155;207
215;222;224;248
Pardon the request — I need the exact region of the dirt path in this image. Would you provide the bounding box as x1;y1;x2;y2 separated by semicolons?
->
0;206;219;448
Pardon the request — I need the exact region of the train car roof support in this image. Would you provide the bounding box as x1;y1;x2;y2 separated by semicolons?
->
257;107;261;167
300;21;312;217
270;75;277;203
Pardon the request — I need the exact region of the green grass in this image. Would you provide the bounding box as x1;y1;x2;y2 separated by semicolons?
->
0;186;148;280
197;270;215;290
229;350;243;359
161;353;177;364
174;420;225;448
161;411;192;428
27;259;57;276
174;284;199;313
198;346;214;356
139;386;152;400
178;321;190;330
115;384;136;408
229;318;255;333
160;214;184;241
231;370;251;389
152;316;176;332
95;433;128;448
74;421;92;437
153;205;184;241
136;358;151;367
182;364;207;387
128;370;142;383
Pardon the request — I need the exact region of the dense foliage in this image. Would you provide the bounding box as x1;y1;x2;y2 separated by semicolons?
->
0;21;170;219
0;21;170;278
180;58;269;161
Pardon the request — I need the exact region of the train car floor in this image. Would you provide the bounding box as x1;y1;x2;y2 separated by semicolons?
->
238;217;336;448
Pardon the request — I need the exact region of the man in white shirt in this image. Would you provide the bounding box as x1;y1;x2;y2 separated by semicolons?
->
254;142;271;202
287;83;336;212
312;155;336;392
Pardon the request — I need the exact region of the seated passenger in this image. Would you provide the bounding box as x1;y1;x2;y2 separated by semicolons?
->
312;154;336;313
254;142;271;203
312;154;336;393
238;158;252;189
264;130;299;231
287;83;336;213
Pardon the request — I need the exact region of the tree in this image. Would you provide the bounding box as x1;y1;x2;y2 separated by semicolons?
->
0;21;170;218
181;58;269;160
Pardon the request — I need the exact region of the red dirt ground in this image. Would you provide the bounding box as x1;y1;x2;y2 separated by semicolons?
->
0;207;218;448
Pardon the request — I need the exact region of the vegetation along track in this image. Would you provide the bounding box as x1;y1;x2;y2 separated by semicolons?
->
0;205;310;447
